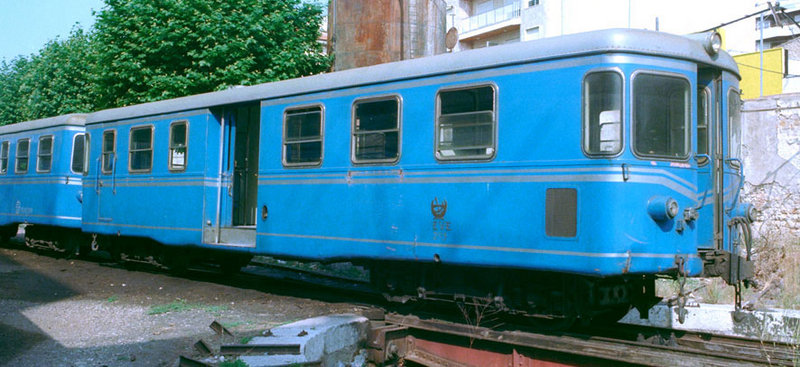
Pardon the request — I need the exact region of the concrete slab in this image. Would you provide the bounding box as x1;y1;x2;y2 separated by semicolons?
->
238;314;369;367
621;302;800;344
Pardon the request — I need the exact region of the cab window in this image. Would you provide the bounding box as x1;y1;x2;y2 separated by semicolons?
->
728;89;742;163
583;71;623;156
633;73;690;159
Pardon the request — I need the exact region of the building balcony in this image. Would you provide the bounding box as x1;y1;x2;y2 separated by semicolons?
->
459;2;522;41
461;2;522;33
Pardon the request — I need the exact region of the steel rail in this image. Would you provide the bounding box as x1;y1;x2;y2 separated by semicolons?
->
383;314;794;367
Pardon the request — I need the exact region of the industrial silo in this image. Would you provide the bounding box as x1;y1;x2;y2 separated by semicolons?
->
328;0;447;71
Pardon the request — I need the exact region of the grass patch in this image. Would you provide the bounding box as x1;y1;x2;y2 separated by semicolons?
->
107;295;118;303
240;336;253;344
147;299;227;316
220;360;249;367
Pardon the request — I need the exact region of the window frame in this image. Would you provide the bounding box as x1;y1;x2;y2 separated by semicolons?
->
128;125;154;174
697;87;711;166
36;135;54;173
282;103;325;168
0;141;8;175
168;120;189;172
631;70;692;161
351;94;402;165
102;129;117;175
727;87;743;168
15;138;30;174
581;68;625;158
70;133;87;175
434;82;498;162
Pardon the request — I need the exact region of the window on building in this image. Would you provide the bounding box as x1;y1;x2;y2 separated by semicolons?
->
583;71;623;156
0;141;8;175
526;26;541;40
169;121;188;171
37;135;54;173
633;73;690;159
15;138;29;174
284;106;323;166
529;0;540;6
353;97;400;163
436;85;496;160
102;130;116;174
697;88;710;162
129;126;153;172
71;134;87;174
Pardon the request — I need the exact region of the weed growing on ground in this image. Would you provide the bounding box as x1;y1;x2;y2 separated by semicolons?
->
219;360;249;367
239;336;253;344
107;295;118;303
147;299;228;315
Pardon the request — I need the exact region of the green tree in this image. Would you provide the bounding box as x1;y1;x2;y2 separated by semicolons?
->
92;0;330;109
0;28;95;125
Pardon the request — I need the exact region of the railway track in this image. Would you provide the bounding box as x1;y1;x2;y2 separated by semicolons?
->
368;313;797;367
6;241;798;366
238;257;798;366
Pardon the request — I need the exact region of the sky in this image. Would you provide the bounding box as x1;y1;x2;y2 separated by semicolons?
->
0;0;105;63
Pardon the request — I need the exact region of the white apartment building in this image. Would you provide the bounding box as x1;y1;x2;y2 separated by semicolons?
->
443;0;793;55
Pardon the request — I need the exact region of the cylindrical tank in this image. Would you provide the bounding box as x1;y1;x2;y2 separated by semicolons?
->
328;0;447;71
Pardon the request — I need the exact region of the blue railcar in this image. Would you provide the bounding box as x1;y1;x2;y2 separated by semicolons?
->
79;29;754;318
0;114;88;253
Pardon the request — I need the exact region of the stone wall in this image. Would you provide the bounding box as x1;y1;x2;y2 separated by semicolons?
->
742;94;800;242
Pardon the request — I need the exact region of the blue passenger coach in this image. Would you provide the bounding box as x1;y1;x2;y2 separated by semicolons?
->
0;114;88;253
80;28;754;319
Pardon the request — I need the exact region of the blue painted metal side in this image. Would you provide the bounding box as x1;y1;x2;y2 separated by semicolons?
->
81;111;214;245
0;125;85;229
251;53;735;278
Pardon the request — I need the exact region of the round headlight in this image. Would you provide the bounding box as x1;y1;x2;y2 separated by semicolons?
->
647;196;679;222
706;32;722;55
667;199;679;219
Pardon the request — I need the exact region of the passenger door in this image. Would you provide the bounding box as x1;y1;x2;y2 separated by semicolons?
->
696;73;720;250
96;130;117;222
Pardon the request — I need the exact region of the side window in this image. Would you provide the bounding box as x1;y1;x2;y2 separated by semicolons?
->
129;126;153;173
0;141;8;174
633;73;690;159
71;134;86;174
102;130;116;174
15;138;30;174
352;96;400;164
728;89;742;163
583;71;623;156
37;135;54;173
436;85;496;160
283;106;323;167
697;88;710;161
169;121;188;171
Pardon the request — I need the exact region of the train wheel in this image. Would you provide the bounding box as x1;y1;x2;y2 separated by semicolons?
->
219;255;251;276
162;248;189;275
0;225;18;246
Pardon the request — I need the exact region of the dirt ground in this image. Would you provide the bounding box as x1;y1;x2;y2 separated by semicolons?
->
0;246;368;367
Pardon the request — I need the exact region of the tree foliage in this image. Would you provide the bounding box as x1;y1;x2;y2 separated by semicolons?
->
92;0;330;109
0;0;330;125
0;28;95;124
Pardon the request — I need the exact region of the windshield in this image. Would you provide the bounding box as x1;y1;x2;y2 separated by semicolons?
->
633;73;690;159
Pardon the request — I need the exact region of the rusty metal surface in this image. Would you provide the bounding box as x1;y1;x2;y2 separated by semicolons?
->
209;320;233;336
329;0;446;71
177;356;211;367
381;314;786;367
